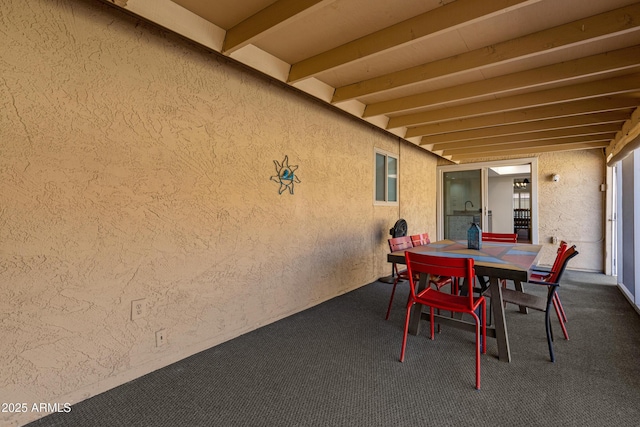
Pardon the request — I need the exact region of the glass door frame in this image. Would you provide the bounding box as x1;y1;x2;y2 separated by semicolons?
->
606;164;617;276
436;157;539;243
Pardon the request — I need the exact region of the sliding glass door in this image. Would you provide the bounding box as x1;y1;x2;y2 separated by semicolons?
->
437;158;538;243
442;169;484;240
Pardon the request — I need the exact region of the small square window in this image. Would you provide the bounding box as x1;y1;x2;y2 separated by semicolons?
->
375;150;398;205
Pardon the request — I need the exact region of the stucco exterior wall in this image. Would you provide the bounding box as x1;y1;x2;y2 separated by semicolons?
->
537;150;605;270
0;1;609;425
0;1;439;425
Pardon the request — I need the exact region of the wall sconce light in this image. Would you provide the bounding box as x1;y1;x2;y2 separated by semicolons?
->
552;174;560;182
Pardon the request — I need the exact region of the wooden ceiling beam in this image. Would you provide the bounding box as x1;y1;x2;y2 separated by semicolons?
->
364;45;640;117
606;106;640;165
287;0;537;83
418;111;630;143
405;97;640;137
388;73;640;129
332;3;640;102
431;124;619;151
223;0;326;54
442;135;613;155
448;141;608;161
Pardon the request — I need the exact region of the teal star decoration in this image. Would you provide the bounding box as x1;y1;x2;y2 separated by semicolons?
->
271;155;300;195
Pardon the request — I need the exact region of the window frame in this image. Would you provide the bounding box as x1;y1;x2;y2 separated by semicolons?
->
374;148;399;206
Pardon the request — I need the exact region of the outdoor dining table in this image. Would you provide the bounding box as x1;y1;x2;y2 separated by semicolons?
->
387;239;543;363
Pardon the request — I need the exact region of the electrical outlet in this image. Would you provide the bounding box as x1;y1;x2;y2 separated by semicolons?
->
131;299;147;320
156;329;166;347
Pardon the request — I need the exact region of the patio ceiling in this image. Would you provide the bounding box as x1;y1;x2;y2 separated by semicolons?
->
108;0;640;163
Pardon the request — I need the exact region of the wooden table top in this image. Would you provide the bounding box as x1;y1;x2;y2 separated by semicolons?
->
388;239;543;282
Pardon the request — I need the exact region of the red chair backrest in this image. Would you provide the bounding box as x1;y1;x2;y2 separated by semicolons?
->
482;232;517;243
546;245;578;285
389;236;413;252
410;233;431;246
551;240;569;272
405;252;476;310
389;236;414;275
536;241;570;281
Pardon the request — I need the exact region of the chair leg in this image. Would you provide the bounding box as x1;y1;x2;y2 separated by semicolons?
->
554;293;568;323
385;279;400;320
429;307;435;340
481;300;486;355
471;310;482;390
399;302;413;362
476;322;481;390
545;306;555;363
473;304;486;351
546;288;558;363
480;301;486;389
552;297;569;340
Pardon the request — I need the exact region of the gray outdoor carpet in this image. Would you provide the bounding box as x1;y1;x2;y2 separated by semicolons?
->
27;271;640;427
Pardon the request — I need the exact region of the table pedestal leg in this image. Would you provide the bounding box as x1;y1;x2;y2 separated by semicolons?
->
513;280;529;314
490;276;511;362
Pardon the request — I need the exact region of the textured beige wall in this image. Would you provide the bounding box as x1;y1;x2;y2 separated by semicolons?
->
537;150;605;270
0;1;439;425
398;142;439;238
0;1;607;425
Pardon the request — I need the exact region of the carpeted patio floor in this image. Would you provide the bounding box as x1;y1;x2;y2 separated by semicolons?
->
27;271;640;427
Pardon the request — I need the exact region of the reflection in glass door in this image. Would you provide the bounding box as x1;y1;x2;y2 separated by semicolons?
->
443;170;483;240
438;158;538;244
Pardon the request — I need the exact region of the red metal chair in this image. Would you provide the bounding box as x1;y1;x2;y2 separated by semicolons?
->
386;236;452;320
480;232;518;293
530;241;570;340
409;233;431;246
482;232;518;243
400;252;486;390
411;233;457;295
386;236;414;320
505;246;579;362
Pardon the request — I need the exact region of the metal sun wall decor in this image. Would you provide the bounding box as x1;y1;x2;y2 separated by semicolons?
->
271;155;300;195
